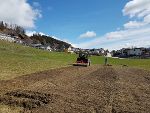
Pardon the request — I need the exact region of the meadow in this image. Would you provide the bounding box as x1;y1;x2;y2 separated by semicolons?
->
91;56;150;70
0;40;150;80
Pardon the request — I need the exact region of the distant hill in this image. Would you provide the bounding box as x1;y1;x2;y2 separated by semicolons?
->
0;21;71;51
30;34;71;51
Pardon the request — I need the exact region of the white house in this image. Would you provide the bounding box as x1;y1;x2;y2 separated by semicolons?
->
0;33;15;42
67;46;74;54
13;36;23;44
46;45;52;51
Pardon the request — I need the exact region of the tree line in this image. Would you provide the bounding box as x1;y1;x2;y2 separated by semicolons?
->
0;21;71;50
30;34;71;50
0;21;25;35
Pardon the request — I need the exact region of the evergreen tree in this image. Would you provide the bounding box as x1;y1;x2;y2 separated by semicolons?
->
0;21;5;31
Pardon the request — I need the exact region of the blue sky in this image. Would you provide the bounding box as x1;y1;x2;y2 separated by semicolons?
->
29;0;128;42
0;0;150;50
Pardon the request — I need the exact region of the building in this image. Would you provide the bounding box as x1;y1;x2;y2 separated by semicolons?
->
89;49;104;56
65;46;74;54
31;44;52;51
112;47;148;58
46;46;52;51
126;48;145;56
142;48;150;58
31;44;42;49
13;36;23;44
0;33;15;42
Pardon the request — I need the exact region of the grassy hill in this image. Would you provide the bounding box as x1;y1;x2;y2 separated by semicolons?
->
0;40;76;80
0;40;150;80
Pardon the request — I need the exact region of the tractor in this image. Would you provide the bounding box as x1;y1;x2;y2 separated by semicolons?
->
73;52;91;67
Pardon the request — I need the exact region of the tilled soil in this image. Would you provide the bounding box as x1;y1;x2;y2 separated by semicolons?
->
0;65;150;113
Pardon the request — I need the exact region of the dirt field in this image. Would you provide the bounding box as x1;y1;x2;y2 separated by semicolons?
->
0;65;150;113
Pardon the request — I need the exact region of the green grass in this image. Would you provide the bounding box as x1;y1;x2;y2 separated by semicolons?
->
0;40;150;80
0;40;76;80
90;56;150;70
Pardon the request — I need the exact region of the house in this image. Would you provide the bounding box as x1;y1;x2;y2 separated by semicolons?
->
41;45;52;51
46;45;52;51
127;48;145;56
31;44;42;49
65;46;74;54
89;49;100;55
0;33;15;42
13;36;23;44
31;44;52;51
113;47;148;58
142;48;150;58
118;48;144;57
111;49;122;57
73;48;81;54
99;48;105;56
120;48;130;57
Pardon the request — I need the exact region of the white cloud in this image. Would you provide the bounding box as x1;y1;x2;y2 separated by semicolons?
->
123;0;150;27
26;31;46;36
106;27;150;39
39;32;46;36
75;26;150;50
79;31;96;38
122;0;150;29
26;31;36;36
124;21;146;29
74;0;150;50
0;0;41;28
52;36;61;40
52;36;73;45
123;0;150;18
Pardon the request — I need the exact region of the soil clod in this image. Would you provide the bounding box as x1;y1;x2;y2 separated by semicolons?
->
0;90;51;110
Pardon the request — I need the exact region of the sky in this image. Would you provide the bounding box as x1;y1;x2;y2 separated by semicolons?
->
0;0;150;50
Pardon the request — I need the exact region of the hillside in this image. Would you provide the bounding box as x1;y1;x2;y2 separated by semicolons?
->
0;40;76;80
0;21;71;50
30;34;71;50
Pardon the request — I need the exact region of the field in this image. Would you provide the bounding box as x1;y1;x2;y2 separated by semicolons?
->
0;40;76;80
91;56;150;70
0;40;150;80
0;65;150;113
0;40;150;113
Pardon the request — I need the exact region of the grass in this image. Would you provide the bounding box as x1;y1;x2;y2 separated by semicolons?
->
0;40;76;80
0;40;150;80
90;56;150;70
0;40;150;113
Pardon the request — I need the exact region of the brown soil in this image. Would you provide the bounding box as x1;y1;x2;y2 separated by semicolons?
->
0;65;150;113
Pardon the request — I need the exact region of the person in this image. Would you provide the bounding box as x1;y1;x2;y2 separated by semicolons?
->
104;52;108;65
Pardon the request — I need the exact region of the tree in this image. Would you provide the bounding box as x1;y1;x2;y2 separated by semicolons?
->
14;25;25;34
0;21;5;31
